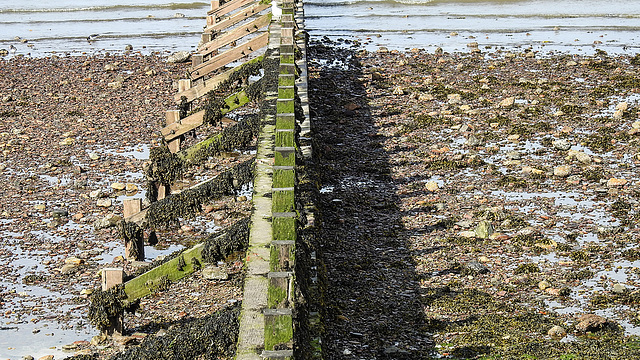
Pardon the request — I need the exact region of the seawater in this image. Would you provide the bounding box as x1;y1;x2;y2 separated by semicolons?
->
0;0;210;57
306;0;640;54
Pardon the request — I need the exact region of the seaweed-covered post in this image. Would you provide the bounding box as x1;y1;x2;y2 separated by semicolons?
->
100;268;125;335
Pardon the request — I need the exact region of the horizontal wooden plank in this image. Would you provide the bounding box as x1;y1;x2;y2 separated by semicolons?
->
205;2;270;34
174;55;263;103
163;90;250;141
208;0;257;17
191;32;268;81
124;243;205;300
199;13;271;58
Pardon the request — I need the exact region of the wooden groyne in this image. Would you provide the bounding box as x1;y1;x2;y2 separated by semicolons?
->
87;0;319;358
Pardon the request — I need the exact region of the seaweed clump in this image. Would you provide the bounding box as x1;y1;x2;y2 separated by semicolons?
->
110;304;240;360
146;145;184;202
146;159;254;228
87;285;133;333
202;217;251;263
119;220;144;260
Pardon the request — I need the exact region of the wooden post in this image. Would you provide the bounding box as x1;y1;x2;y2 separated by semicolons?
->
211;0;220;10
165;110;181;154
201;32;213;45
123;198;142;218
101;268;124;335
157;183;170;200
178;79;192;93
192;54;204;67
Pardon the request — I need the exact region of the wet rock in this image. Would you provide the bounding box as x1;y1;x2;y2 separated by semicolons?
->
202;265;228;280
463;260;489;275
125;183;138;192
475;220;494;239
425;181;439;192
613;283;626;294
51;208;69;219
60;263;78;274
167;51;190;63
552;139;571;151
498;96;515;108
554;165;571;177
89;189;104;198
632;121;640;129
93;214;122;229
377;47;389;53
576;314;610;333
88;152;100;160
125;44;133;51
174;13;186;18
548;325;567;340
96;198;112;208
111;182;126;191
616;102;628;111
607;178;627;187
108;81;122;89
34;204;46;211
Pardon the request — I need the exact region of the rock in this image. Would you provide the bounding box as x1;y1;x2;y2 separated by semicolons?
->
538;280;551;290
89;189;103;198
37;356;54;360
371;72;384;81
576;314;610;333
632;121;640;130
34;204;46;211
613;283;626;294
548;325;567;339
478;256;490;263
575;151;591;164
463;260;489;274
167;51;190;63
124;44;133;51
607;178;627;187
613;109;624;119
467;42;479;48
91;334;108;346
104;63;118;71
174;13;186;18
59;137;74;146
616;102;628;111
61;343;78;350
60;264;78;274
425;181;439;192
65;257;85;265
466;134;481;147
552;139;571;151
88;152;100;160
93;214;122;230
506;151;521;160
392;86;406;95
418;93;434;101
111;182;126;190
567;61;577;66
96;198;112;208
125;183;138;192
553;165;571;177
22;356;34;360
51;208;69;218
499;97;515;108
475;220;494;239
108;81;122;89
447;93;462;104
202;265;228;280
377;47;389;53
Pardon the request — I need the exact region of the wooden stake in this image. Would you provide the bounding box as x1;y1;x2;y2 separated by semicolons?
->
101;268;124;335
123;198;142;218
178;79;192;93
165;110;181;153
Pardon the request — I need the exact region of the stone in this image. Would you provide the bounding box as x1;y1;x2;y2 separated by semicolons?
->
632;121;640;130
93;214;122;230
447;93;462;104
59;137;74;146
548;325;567;339
616;102;628;111
34;204;46;211
613;283;626;294
506;151;521;160
552;139;571;151
108;81;122;89
167;51;190;63
125;183;138;192
576;314;610;333
554;165;571;177
104;63;118;71
418;93;434;101
89;189;103;198
498;97;515;108
475;220;494;239
464;260;489;274
202;265;228;280
91;334;108;346
538;280;551;290
466;134;481;147
392;86;406;95
575;151;592;164
425;181;439;192
174;13;186;18
124;44;133;51
22;356;34;360
37;356;54;360
60;263;78;274
613;109;624;119
607;178;627;187
89;152;100;160
51;208;69;219
111;182;126;191
96;198;112;208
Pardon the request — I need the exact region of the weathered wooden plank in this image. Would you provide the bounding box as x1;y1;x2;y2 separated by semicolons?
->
124;243;205;300
166;110;181;153
207;0;257;17
174;55;263;103
205;2;270;34
199;13;271;58
191;32;268;81
162;90;250;141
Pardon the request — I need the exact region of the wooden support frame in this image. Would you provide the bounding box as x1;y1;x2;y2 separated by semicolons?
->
199;13;271;59
208;0;257;17
205;2;270;34
190;32;268;81
175;55;263;103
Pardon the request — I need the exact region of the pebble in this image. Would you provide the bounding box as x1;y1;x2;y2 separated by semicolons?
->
553;165;571;177
576;314;609;332
89;152;100;160
475;220;494;239
612;283;626;294
125;183;139;192
59;137;74;146
607;178;627;187
538;280;551;290
548;325;567;339
552;139;571;151
498;97;515;108
111;182;126;190
93;214;122;229
425;181;439;192
616;102;628;111
96;198;112;208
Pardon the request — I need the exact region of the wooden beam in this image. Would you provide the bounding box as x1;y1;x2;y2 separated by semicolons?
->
207;0;257;17
123;198;142;218
174;55;263;103
165;110;182;153
190;32;268;81
205;2;270;34
199;13;271;58
162;90;250;141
